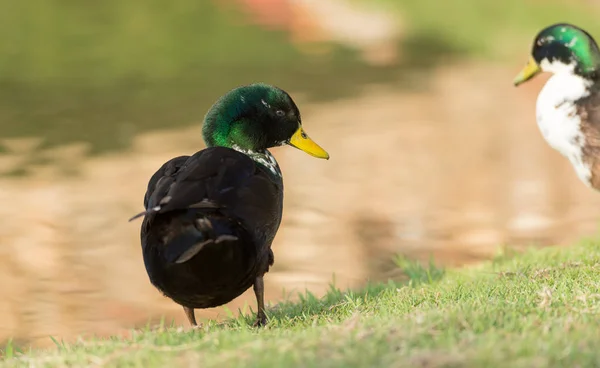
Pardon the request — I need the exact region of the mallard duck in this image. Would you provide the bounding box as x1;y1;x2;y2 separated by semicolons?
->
514;23;600;189
129;83;329;327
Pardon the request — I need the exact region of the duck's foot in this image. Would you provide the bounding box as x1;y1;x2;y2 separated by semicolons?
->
253;311;267;327
191;323;204;331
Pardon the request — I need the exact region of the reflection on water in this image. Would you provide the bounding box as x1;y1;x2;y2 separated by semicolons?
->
0;1;465;158
1;64;600;347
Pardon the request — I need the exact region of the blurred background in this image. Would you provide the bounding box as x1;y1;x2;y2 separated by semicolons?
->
2;0;600;348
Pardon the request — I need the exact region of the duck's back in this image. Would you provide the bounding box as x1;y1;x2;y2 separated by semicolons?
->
140;146;283;308
572;83;600;189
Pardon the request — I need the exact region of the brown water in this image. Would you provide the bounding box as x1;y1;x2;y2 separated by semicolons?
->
1;63;599;347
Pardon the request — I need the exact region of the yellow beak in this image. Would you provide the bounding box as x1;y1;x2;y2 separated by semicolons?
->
514;56;542;86
288;127;330;160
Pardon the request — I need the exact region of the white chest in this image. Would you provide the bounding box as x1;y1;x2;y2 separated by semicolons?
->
535;73;592;185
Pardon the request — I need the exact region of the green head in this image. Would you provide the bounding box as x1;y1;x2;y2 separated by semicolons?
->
202;83;329;159
514;23;600;86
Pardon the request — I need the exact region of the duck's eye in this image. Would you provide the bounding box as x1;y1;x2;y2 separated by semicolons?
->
275;110;285;117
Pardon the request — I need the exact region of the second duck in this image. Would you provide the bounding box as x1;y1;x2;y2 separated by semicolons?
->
514;23;600;190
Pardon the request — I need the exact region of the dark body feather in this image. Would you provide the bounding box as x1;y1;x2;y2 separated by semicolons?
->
140;146;281;311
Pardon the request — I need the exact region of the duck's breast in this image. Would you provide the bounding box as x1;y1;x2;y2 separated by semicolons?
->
536;73;593;185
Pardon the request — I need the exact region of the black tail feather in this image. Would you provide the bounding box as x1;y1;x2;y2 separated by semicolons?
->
128;210;148;222
128;205;161;222
163;217;239;264
164;231;208;263
128;199;220;223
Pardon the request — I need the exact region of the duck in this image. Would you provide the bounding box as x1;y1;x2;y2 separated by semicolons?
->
129;83;329;327
514;23;600;189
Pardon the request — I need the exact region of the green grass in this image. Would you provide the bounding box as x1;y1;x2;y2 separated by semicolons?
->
3;240;600;367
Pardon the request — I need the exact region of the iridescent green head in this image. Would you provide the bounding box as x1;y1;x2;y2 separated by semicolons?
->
202;83;329;159
514;23;600;86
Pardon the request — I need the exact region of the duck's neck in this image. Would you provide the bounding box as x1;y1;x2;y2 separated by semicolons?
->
539;72;593;109
231;144;282;178
202;123;282;178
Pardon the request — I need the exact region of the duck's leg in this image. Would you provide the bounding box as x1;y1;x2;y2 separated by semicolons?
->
183;306;202;329
253;276;267;327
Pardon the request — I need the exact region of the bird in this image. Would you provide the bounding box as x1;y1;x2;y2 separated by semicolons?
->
129;83;329;328
514;23;600;190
